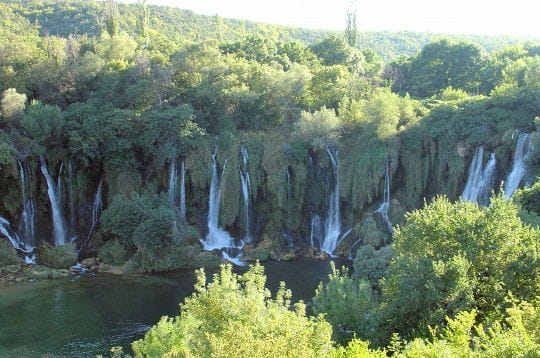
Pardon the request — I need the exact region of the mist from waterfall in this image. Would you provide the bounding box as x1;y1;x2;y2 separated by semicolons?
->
504;133;531;198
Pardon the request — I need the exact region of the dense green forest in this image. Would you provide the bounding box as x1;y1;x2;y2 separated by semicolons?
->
0;0;539;357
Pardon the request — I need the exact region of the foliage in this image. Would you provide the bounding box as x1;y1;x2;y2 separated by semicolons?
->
379;195;540;341
99;194;200;272
294;106;342;148
313;262;376;343
131;263;333;357
1;88;26;120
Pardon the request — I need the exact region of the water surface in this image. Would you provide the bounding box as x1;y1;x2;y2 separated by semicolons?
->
0;259;350;357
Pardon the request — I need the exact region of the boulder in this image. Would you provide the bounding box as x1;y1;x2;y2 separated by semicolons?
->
81;257;97;268
36;242;78;268
0;238;20;267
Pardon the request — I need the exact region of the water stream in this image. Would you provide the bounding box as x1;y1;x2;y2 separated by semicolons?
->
504;133;530;198
39;156;68;246
461;147;497;205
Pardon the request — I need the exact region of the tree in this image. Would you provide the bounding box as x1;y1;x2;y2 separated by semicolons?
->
313;262;376;343
1;88;26;120
294;106;342;148
131;263;333;357
310;35;353;67
345;1;358;47
379;195;540;341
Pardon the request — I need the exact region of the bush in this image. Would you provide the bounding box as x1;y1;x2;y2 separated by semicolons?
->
132;263;333;357
313;262;376;343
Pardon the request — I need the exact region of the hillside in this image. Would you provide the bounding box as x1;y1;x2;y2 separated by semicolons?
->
4;0;540;59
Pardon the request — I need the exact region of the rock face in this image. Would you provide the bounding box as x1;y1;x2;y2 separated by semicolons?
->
0;238;20;267
36;242;78;268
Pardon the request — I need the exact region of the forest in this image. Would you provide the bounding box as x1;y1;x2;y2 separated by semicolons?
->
0;0;539;357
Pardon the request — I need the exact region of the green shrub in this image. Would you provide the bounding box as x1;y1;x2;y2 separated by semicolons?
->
132;263;333;357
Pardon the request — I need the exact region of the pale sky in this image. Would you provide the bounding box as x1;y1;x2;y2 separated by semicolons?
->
121;0;540;36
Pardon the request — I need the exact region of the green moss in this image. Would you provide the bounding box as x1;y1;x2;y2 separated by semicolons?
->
98;239;129;265
36;242;78;268
0;238;20;267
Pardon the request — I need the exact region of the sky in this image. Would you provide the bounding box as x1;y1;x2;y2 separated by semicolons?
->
121;0;540;37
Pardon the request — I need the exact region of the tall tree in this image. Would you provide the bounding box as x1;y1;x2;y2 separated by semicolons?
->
345;1;358;47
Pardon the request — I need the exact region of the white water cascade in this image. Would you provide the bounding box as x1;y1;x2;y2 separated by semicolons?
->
320;146;343;255
17;161;36;248
179;159;186;218
0;216;22;251
462;147;497;205
87;179;103;242
200;150;237;251
167;159;177;204
40;156;68;246
374;158;394;235
239;146;251;242
504;133;531;198
168;158;187;218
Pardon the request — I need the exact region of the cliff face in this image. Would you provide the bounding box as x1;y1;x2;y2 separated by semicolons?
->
0;91;538;266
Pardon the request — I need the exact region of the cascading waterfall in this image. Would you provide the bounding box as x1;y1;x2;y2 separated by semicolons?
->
374;158;393;235
67;161;77;238
0;216;22;251
504;133;531;198
179;158;186;218
168;158;187;218
239;146;251;242
200;149;237;251
462;147;497;205
310;215;323;248
86;179;103;243
17;161;36;248
40;156;68;246
320;146;343;254
167;159;177;204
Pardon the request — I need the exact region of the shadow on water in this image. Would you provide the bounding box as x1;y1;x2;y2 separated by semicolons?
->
0;258;351;358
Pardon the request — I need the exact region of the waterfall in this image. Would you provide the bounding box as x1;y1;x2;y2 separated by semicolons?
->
168;159;177;204
310;215;323;248
200;149;236;251
0;216;22;251
67;161;76;238
40;156;68;246
179;158;186;218
87;179;103;242
462;147;497;205
374;158;393;235
320;146;343;254
239;146;251;242
504;133;531;198
17;161;36;248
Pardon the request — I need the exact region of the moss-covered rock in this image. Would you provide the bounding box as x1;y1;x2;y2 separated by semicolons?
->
98;239;129;265
0;238;20;267
36;242;78;268
191;251;223;269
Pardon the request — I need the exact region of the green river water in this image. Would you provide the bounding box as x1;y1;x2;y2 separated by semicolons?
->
0;259;350;358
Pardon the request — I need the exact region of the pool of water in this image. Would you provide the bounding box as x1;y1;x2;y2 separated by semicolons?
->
0;259;350;357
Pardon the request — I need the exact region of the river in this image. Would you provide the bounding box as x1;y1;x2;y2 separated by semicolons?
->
0;259;351;357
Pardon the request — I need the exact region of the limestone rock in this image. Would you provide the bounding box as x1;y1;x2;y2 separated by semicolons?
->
0;238;20;267
36;242;78;268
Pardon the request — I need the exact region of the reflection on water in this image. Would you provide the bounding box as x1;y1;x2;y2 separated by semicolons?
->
0;259;350;358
